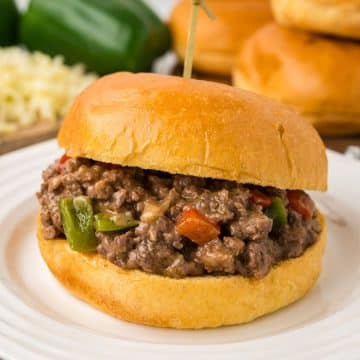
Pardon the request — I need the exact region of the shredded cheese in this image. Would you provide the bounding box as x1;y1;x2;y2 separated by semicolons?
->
0;47;97;135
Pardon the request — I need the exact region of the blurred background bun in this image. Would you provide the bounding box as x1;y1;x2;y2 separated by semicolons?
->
233;23;360;135
169;0;272;76
271;0;360;40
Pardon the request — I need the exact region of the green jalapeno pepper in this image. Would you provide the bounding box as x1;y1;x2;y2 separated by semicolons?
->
94;212;139;232
265;196;288;231
58;196;98;252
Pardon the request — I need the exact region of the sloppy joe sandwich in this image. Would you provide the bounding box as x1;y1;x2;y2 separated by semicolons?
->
37;72;327;329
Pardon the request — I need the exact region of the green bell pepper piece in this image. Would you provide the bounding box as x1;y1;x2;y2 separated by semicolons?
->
20;0;171;74
94;212;139;232
265;196;288;231
0;0;19;46
58;196;98;252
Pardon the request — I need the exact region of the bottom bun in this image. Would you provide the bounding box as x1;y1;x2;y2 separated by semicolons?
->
37;213;326;329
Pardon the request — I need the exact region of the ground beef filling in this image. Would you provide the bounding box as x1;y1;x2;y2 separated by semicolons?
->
37;157;321;279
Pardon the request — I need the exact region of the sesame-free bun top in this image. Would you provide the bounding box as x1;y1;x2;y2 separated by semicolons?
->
169;0;272;76
58;72;327;191
233;23;360;135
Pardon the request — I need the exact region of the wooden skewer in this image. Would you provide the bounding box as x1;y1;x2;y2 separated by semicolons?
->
183;0;215;79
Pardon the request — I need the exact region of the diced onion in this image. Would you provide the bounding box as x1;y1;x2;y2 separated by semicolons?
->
140;189;176;223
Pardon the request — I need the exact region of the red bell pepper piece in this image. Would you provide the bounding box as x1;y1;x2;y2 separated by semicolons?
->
175;208;220;245
250;189;272;208
57;153;70;173
287;190;314;221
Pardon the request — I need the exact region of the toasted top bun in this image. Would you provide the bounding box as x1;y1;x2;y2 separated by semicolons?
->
38;213;326;329
58;72;327;191
233;23;360;135
271;0;360;40
169;0;272;75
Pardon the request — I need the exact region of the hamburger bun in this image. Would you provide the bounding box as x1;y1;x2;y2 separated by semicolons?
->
233;23;360;135
271;0;360;40
48;72;328;329
37;213;326;329
58;72;327;190
169;0;272;76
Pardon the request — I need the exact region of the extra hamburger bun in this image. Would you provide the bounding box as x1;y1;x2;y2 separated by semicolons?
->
37;214;326;329
58;72;327;191
233;23;360;135
169;0;272;76
271;0;360;40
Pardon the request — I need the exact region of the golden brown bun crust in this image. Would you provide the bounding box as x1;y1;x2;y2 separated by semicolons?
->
58;72;327;191
233;23;360;135
169;0;272;75
37;214;326;329
271;0;360;40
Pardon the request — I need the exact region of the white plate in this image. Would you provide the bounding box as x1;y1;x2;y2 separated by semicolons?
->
0;140;359;359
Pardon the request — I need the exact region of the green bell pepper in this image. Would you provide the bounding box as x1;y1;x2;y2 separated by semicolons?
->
0;0;19;46
58;196;98;252
94;212;139;232
20;0;171;75
265;197;288;231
